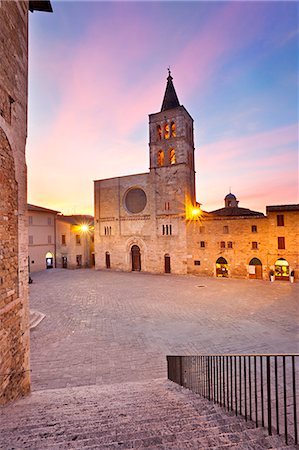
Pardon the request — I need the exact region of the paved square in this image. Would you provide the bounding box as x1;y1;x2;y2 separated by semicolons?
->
29;269;298;391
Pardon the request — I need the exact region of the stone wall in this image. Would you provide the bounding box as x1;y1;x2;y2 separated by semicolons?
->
0;0;30;404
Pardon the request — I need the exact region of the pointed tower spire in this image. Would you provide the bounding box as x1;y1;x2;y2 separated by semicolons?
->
161;68;180;112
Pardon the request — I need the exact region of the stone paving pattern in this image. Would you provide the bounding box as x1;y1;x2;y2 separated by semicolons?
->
1;269;298;449
28;269;298;391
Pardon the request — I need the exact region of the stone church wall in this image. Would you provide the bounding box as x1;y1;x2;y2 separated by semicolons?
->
0;1;30;404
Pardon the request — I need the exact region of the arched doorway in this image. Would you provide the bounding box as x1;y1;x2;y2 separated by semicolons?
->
131;245;141;271
105;251;111;269
164;254;171;273
62;256;67;269
249;258;262;279
275;258;289;281
46;252;54;269
216;257;228;277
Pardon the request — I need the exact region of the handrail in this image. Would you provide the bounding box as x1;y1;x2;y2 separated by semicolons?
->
167;354;298;446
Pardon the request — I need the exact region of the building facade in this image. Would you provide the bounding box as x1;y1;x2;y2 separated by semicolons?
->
28;204;59;272
56;215;94;269
0;1;52;404
94;73;299;281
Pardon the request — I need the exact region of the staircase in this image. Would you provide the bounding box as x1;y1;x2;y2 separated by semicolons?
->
0;379;296;449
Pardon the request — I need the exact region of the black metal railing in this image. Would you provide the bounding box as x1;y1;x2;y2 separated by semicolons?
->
167;354;298;446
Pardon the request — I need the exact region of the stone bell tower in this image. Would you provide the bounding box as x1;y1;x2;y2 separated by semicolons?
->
149;70;196;216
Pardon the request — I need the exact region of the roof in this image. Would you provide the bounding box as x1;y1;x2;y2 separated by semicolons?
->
29;1;53;12
225;193;236;199
57;215;94;226
27;204;60;214
266;204;299;213
209;206;264;217
161;70;180;112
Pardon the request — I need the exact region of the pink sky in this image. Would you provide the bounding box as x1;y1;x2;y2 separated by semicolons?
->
27;1;298;215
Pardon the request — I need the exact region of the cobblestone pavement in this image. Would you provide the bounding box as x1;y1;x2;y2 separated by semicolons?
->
29;269;298;392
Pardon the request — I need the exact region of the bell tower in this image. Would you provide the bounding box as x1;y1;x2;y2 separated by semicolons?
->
149;70;196;215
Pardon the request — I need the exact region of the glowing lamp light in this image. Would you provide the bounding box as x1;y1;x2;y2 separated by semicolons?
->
191;208;201;217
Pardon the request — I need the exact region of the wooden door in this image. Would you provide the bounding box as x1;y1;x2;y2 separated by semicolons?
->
131;245;141;271
105;252;110;269
164;255;171;273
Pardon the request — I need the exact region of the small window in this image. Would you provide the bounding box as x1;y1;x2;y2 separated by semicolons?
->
157;125;162;140
166;225;169;235
29;235;33;245
29;216;33;225
220;241;226;248
48;235;52;244
169;148;176;164
199;226;205;233
162;225;165;235
171;121;176;137
164;123;169;139
251;225;257;233
277;215;284;226
47;217;52;226
252;241;258;249
223;226;229;234
169;224;172;235
200;241;205;248
227;241;233;249
194;260;201;266
62;234;66;245
157;150;164;167
278;237;285;249
76;234;81;245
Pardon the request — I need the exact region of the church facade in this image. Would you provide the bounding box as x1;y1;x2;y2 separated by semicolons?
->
94;73;298;281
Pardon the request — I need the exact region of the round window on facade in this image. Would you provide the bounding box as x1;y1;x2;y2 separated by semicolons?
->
124;188;147;214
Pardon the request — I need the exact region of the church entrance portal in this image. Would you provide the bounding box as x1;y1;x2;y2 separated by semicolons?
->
131;245;141;271
46;252;54;269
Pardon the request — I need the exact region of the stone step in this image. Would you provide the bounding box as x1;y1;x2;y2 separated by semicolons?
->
0;379;297;450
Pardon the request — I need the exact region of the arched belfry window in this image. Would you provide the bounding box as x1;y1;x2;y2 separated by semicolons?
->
157;150;164;167
157;125;162;140
164;123;169;139
169;148;176;164
171;121;176;137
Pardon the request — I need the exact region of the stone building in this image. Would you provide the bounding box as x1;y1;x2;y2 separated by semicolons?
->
28;204;60;272
56;215;94;269
94;73;299;281
0;1;52;404
94;71;196;275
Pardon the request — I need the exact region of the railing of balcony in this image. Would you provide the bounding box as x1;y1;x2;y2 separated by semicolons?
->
167;354;298;446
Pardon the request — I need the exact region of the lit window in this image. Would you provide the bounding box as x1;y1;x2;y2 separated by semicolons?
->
227;241;233;249
62;235;66;245
169;148;176;164
76;234;81;245
157;150;164;167
277;215;284;226
220;241;226;248
164;123;169;139
171;121;176;137
278;237;285;249
252;241;258;249
223;226;229;234
200;241;205;248
157;125;162;140
251;225;257;233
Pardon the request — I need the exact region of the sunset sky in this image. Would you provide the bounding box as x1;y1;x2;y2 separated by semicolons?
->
27;0;298;215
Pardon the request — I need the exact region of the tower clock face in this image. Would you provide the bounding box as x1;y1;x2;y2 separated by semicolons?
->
124;188;147;214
